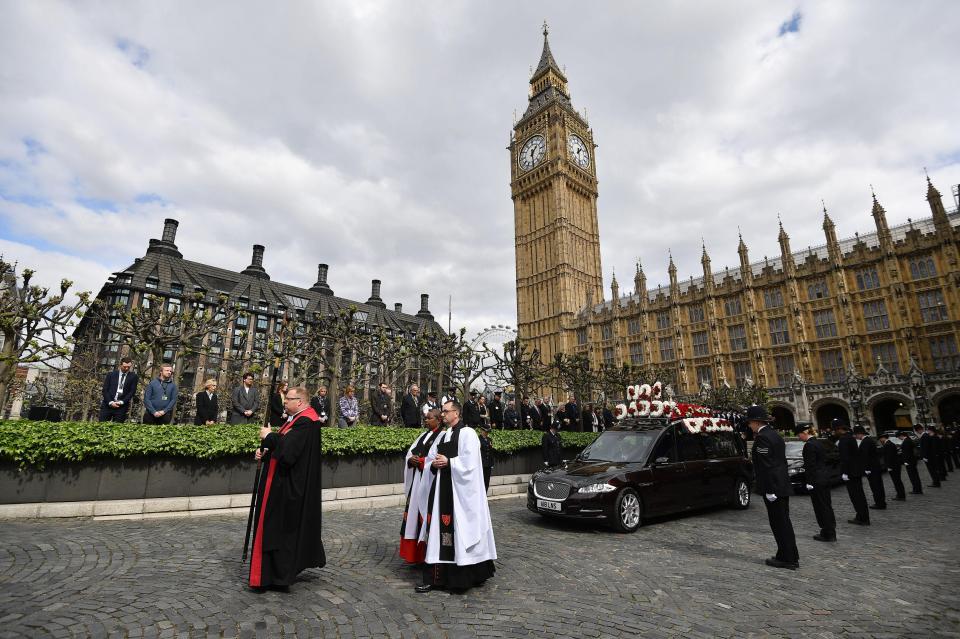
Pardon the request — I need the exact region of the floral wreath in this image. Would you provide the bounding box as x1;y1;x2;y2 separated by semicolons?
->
615;381;733;433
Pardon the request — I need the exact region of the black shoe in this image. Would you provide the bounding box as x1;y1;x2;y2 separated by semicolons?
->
910;490;923;495
928;484;941;488
415;584;434;593
813;534;836;542
765;558;798;570
249;586;267;594
894;496;906;501
848;518;870;526
869;504;886;510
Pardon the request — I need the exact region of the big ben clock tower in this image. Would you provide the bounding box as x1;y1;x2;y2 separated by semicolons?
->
511;24;603;364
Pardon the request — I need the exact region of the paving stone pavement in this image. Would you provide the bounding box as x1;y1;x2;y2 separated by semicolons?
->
1;469;958;638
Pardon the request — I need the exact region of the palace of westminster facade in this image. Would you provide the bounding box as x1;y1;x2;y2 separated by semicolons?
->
511;27;960;431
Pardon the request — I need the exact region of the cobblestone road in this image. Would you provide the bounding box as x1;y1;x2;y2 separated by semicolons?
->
1;470;959;638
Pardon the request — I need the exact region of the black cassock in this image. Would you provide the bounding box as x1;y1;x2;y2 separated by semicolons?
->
249;408;326;587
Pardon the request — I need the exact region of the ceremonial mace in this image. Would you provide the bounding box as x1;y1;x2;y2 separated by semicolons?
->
242;351;284;562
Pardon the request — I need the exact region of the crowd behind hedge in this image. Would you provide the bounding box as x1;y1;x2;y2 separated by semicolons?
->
0;421;599;469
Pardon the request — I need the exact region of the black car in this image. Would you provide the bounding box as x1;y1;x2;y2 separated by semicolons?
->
526;417;753;533
784;439;842;494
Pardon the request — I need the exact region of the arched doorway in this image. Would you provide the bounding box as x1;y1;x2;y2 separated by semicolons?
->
770;405;796;433
938;393;960;427
814;403;849;432
872;398;908;432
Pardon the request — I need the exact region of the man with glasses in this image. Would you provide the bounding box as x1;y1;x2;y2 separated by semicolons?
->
415;400;497;593
248;386;325;591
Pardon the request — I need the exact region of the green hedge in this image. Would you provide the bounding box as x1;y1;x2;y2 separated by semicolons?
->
0;421;599;469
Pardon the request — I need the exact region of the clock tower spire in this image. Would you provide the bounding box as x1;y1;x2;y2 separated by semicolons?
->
510;26;603;364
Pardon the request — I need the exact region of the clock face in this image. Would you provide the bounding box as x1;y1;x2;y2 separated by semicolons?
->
568;134;590;168
518;134;546;171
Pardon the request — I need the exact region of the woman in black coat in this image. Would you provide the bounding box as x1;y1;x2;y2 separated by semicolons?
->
268;381;288;427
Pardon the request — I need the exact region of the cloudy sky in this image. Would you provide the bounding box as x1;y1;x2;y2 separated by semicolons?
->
1;1;958;339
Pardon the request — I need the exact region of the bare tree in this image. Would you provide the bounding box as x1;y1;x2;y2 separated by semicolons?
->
447;328;498;399
488;338;549;404
0;259;91;411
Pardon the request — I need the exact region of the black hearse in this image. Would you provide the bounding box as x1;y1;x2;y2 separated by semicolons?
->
527;416;753;532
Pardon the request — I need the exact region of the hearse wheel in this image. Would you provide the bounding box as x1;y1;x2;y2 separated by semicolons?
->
732;478;751;510
613;488;642;533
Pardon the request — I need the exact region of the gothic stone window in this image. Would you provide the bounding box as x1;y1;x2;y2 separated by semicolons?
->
812;309;838;339
728;324;747;351
656;311;671;329
688;305;705;323
692;330;710;357
855;267;880;291
819;349;844;383
807;279;829;300
733;360;752;385
577;327;587;345
774;355;795;387
601;323;614;340
930;335;960;372
871;342;900;374
724;296;743;316
602;347;615;366
909;255;937;280
627;317;642;335
658;336;675;361
768;317;790;345
917;289;948;323
696;365;713;386
862;300;890;332
763;288;784;309
629;342;643;365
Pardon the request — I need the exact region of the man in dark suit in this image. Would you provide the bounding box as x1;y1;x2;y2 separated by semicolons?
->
99;357;138;422
229;373;260;424
535;398;550;431
503;399;518;430
542;422;562;467
878;432;905;501
400;384;422;428
488;391;504;430
859;429;886;509
900;430;922;494
602;404;614;430
919;424;941;487
563;395;580;432
838;423;870;525
194;379;219;425
748;404;798;569
370;382;392;426
462;390;483;428
796;423;836;542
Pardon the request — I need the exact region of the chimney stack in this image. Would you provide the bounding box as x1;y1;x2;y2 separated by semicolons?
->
147;218;183;258
416;293;434;320
394;303;403;313
366;279;386;308
310;263;334;295
241;244;270;279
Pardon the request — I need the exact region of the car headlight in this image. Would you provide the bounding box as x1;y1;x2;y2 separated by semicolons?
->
578;483;616;493
528;477;535;488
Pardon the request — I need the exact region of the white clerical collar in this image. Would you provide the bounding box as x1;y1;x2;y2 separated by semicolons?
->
287;406;309;422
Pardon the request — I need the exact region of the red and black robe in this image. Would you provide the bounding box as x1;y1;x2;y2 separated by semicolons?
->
249;407;326;587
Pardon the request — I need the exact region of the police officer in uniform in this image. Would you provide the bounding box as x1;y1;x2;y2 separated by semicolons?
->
919;424;941;488
478;424;494;492
899;430;923;494
747;405;799;569
838;422;870;525
488;391;504;430
860;428;887;510
796;423;836;542
878;432;906;501
462;390;483;428
541;422;562;468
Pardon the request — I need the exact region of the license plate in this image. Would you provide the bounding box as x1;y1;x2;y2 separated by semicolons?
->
537;499;561;512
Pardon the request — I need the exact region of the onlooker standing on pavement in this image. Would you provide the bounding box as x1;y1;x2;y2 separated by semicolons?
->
462;390;483;428
194;379;219;425
371;382;392;426
900;429;923;494
143;364;177;425
563;395;580;432
309;386;329;427
796;423;836;542
478;395;489;429
401;384;422;428
503;400;518;430
837;422;870;525
919;424;941;487
338;386;359;427
478;424;494;492
542;422;562;468
859;427;887;510
488;391;504;430
230;372;261;424
747;404;798;570
878;432;905;501
537;397;552;432
99;356;138;423
268;381;288;428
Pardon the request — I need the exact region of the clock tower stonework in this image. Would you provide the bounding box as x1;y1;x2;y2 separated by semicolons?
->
511;25;603;364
